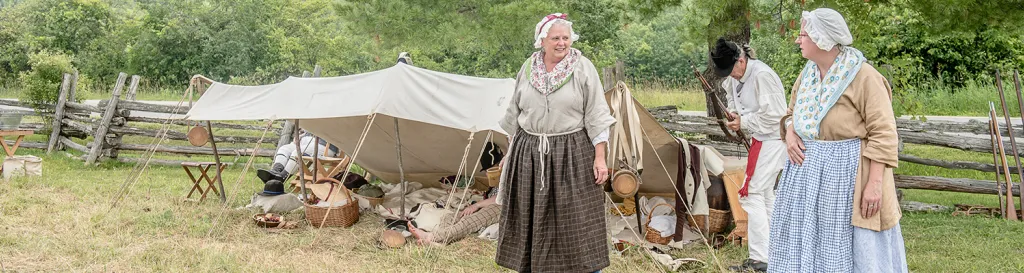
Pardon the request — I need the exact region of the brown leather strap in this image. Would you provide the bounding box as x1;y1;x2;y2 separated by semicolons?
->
689;144;702;206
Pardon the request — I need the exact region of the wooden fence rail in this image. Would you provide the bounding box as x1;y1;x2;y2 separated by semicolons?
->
4;70;1017;200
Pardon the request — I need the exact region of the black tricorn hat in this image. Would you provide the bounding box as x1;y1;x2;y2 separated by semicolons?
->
710;37;741;77
258;180;286;196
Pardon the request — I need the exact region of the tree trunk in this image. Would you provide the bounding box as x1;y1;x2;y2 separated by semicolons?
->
704;0;750;142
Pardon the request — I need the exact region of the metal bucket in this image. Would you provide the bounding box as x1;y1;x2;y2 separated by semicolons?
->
0;111;24;130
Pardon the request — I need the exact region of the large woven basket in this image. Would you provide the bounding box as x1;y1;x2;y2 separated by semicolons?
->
304;178;360;228
644;203;675;245
686;208;731;235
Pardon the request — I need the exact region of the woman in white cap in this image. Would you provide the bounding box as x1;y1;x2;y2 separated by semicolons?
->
495;13;615;273
770;8;908;273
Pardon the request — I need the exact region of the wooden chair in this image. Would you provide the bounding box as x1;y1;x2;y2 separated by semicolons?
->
290;140;351;192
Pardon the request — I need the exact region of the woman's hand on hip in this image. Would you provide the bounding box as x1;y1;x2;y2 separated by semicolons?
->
593;158;609;185
861;179;883;218
786;128;805;165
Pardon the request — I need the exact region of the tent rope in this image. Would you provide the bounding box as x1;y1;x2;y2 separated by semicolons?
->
308;113;378;245
205;118;277;237
639;125;724;271
109;82;192;209
442;132;475;210
449;130;493;218
604;193;671;271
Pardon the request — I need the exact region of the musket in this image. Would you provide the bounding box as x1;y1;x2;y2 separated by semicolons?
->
692;65;751;151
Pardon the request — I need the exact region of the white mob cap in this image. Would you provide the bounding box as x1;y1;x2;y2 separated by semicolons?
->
801;8;853;51
533;13;580;49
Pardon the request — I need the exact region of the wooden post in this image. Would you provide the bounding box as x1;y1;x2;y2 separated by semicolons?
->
602;67;614;90
614;60;626;84
46;73;72;154
125;75;140;101
108;76;140;159
277;70;312;147
85;72;127;165
68;70;79;103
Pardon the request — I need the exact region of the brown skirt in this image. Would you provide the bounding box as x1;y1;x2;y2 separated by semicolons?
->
496;129;609;273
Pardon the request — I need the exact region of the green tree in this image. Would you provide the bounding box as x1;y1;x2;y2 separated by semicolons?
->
18;50;74;112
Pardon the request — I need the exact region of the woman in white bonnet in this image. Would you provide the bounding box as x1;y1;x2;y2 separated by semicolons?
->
495;13;615;273
770;8;908;273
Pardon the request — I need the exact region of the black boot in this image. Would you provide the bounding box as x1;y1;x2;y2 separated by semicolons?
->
728;259;767;272
257;163;286;183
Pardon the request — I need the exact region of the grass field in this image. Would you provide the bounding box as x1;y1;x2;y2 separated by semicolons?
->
2;127;1024;272
1;85;1024;272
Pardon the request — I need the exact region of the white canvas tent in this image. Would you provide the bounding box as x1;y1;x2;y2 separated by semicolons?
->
183;62;713;198
185;63;513;189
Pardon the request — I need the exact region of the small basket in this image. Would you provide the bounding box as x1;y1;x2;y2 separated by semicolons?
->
252;213;283;228
486;167;502;187
644;203;675;245
686;208;732;235
353;189;384;208
304;178;360;228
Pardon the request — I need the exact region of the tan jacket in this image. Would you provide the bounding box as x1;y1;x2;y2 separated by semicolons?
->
788;63;901;231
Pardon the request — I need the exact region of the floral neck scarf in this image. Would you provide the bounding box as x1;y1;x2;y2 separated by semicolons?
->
792;47;867;140
526;48;582;95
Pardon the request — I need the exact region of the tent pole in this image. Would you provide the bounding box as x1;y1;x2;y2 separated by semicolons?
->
207;120;226;203
295;120;310;202
196;80;227;203
395;118;407;220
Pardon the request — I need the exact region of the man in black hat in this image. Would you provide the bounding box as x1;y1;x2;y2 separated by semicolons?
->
711;37;788;273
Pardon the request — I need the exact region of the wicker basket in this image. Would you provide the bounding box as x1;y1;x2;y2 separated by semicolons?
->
304;178;360;228
686;208;732;235
353;189;384;207
252;213;283;228
644;203;675;245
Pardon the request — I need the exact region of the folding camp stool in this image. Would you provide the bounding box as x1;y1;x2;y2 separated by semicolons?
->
181;162;226;202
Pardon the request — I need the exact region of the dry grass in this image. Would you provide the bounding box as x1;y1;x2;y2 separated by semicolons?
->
4;94;1024;272
0;149;746;272
4;144;1024;272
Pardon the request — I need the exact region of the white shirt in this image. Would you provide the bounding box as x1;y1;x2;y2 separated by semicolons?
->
721;59;788;141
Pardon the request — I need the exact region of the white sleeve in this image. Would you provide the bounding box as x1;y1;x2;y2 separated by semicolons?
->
740;72;788;135
592;128;609;146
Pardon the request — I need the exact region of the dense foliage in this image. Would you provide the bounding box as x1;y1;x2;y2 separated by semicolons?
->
0;0;1021;115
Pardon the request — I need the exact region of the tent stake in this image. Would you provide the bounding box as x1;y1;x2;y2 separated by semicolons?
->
395;118;407;220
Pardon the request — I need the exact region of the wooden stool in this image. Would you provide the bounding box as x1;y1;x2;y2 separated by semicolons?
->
181;162;226;202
